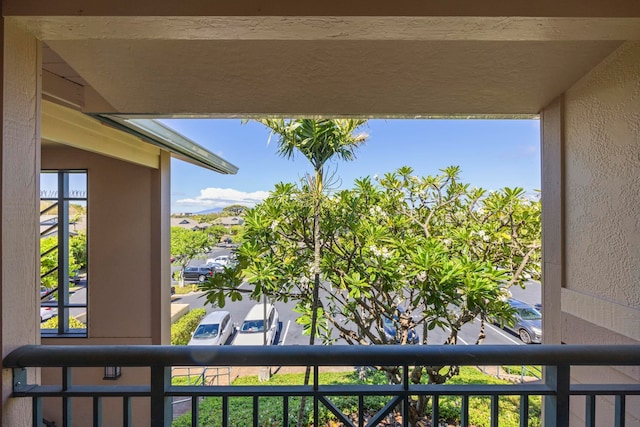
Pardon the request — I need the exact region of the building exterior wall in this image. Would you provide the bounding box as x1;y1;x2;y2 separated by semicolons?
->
562;41;640;340
1;18;40;427
560;40;640;426
40;145;169;425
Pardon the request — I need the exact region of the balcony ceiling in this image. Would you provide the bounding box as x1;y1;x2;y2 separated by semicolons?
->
9;0;640;116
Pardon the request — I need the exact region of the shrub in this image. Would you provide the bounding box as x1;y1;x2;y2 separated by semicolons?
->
40;316;86;330
171;308;206;345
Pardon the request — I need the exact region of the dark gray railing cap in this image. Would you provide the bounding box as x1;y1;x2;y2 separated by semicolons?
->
4;344;640;368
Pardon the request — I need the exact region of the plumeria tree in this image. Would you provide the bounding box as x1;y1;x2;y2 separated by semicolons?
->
254;119;368;426
257;118;369;345
201;166;541;425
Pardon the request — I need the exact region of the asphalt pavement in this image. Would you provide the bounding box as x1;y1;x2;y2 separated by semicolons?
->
173;249;542;347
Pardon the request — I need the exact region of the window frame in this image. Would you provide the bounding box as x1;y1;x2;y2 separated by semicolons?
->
40;170;88;337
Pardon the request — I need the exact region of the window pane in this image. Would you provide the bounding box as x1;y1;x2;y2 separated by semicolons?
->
40;171;88;336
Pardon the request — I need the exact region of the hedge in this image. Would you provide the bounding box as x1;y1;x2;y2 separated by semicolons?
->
171;308;206;345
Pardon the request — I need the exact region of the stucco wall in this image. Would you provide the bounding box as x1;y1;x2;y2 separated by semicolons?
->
562;41;640;341
42;145;155;339
562;41;640;426
40;145;161;425
1;19;41;427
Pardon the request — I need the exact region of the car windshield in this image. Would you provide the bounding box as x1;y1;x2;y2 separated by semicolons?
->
192;324;219;338
516;307;541;320
240;320;264;333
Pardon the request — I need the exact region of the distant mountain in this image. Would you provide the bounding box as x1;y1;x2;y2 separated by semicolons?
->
196;207;224;214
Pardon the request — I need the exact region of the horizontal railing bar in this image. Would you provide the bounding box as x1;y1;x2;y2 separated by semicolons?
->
15;384;554;399
40;303;86;308
5;345;640;368
166;383;553;397
571;384;640;395
402;384;554;395
40;197;86;202
169;385;311;396
14;385;150;397
13;385;556;397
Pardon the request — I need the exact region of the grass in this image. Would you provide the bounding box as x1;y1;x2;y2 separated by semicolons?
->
173;284;198;295
172;367;541;427
172;375;206;386
501;365;542;378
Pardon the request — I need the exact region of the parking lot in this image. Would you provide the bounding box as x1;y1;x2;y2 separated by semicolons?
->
173;248;542;347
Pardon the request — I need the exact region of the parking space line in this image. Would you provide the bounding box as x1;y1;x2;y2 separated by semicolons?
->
442;326;469;345
482;319;523;345
280;320;291;345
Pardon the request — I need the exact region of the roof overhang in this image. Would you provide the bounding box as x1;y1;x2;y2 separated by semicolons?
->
10;1;640;117
93;115;238;174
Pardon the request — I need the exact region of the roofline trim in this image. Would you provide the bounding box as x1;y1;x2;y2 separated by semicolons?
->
92;114;239;174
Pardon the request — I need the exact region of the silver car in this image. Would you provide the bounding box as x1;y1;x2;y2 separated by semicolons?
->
507;299;542;344
233;303;279;345
188;311;234;346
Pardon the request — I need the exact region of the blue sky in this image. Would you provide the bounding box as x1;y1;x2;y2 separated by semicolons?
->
161;119;541;214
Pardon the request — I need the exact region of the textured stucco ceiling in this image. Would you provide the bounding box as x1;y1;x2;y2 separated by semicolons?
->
45;38;622;116
9;6;638;116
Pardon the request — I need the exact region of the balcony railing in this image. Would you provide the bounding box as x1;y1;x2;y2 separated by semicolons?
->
4;344;640;427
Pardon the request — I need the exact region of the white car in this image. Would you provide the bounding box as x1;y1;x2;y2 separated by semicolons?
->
233;303;279;345
188;311;234;346
207;255;230;266
40;305;57;322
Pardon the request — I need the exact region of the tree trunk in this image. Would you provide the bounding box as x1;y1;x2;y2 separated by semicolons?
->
297;192;322;427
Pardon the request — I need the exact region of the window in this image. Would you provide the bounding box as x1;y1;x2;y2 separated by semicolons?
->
40;171;88;337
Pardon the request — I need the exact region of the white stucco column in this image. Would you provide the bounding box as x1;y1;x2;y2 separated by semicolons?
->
540;96;564;345
1;18;41;426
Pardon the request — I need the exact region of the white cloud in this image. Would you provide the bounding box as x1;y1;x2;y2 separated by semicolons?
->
176;187;270;209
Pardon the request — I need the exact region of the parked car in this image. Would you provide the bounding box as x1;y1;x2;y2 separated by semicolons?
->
40;303;57;322
506;299;542;344
40;285;54;301
188;311;234;346
233;303;279;345
207;255;230;266
204;261;225;273
382;307;419;344
182;266;216;282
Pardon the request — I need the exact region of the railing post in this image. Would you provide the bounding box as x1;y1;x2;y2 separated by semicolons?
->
123;396;132;427
614;395;625;427
62;367;72;426
584;395;595;427
150;365;172;426
543;364;570;427
402;364;409;427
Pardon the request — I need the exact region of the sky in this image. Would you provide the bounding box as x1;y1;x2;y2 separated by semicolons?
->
160;119;541;214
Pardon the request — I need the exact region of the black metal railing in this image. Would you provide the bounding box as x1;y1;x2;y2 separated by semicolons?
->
4;345;640;427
